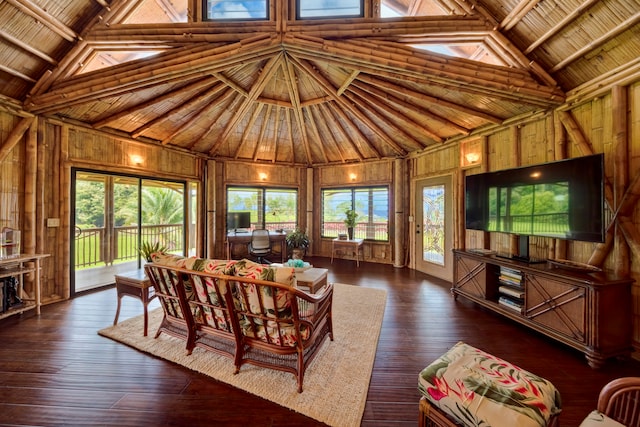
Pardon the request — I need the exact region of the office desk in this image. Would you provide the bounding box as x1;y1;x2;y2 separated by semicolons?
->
226;231;287;263
331;238;364;267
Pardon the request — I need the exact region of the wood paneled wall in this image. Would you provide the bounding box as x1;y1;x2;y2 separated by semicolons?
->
410;81;640;356
0;112;202;303
0;79;638;357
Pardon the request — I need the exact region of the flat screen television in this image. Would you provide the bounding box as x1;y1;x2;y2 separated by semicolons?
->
227;211;251;232
465;154;605;259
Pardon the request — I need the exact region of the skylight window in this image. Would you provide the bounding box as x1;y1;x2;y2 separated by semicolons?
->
204;0;268;20
297;0;363;19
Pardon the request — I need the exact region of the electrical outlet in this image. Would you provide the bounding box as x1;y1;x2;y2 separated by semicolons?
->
47;218;60;227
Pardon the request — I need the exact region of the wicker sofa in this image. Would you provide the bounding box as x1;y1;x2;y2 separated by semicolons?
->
145;253;334;393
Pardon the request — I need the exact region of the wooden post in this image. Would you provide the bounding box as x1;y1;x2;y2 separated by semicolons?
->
206;159;216;259
0;117;34;162
24;118;37;254
394;158;405;267
612;85;630;276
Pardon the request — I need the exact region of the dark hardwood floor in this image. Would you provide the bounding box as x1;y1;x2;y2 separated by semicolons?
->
1;257;638;426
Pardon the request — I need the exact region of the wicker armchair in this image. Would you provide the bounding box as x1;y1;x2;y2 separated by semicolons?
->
597;377;640;427
231;275;334;393
144;263;195;354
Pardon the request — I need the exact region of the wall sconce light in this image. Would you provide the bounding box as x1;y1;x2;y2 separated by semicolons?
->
349;173;357;181
259;172;268;181
461;139;483;168
465;152;480;163
130;154;143;166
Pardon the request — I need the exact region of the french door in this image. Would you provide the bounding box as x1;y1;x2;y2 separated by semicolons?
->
414;175;453;282
72;169;193;294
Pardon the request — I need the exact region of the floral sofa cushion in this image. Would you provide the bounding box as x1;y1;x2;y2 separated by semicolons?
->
150;253;238;321
229;259;306;346
150;252;236;275
418;342;562;427
579;410;625;427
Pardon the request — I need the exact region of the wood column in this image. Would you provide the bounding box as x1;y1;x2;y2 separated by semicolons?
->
394;158;405;267
612;85;630;276
206;159;216;259
305;167;313;257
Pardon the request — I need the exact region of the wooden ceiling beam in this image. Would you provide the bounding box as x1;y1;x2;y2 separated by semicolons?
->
282;54;313;165
251;103;273;161
318;103;366;161
283;35;564;105
499;0;541;32
188;88;238;150
130;81;225;139
289;55;407;156
306;106;332;163
211;53;283;155
351;79;469;136
0;30;57;64
86;15;492;43
27;36;280;114
284;15;494;37
212;72;249;97
87;22;278;43
356;74;501;124
345;85;433;147
327;100;383;160
284;110;297;165
93;77;218;128
337;70;360;96
4;0;78;42
0;63;36;83
268;106;281;163
161;86;232;146
550;11;640;73
524;0;600;54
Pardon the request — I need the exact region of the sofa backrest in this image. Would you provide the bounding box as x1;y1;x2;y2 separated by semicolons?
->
144;263;190;325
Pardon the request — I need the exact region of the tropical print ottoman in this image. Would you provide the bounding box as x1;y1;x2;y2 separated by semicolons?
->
418;342;562;427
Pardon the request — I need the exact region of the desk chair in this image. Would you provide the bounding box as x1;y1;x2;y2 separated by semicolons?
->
248;229;272;264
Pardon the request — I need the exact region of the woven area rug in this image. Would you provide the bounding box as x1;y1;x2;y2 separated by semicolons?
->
98;283;387;427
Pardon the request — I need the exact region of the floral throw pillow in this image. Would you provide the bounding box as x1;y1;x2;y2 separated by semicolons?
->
418;342;562;427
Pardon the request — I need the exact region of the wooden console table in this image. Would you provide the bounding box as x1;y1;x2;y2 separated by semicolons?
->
226;231;287;263
331;238;364;267
452;250;633;368
0;254;49;320
114;269;156;336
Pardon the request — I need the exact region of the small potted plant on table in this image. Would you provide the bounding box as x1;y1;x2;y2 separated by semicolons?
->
344;209;358;240
286;228;310;260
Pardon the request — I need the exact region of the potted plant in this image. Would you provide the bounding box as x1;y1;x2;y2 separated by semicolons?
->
344;209;358;240
286;228;310;260
138;241;167;262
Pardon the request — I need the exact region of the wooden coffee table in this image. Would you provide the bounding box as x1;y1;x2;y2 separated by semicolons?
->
295;268;328;294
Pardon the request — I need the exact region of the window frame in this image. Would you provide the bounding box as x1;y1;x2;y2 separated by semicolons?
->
202;0;269;21
320;186;390;242
296;0;364;20
226;185;298;232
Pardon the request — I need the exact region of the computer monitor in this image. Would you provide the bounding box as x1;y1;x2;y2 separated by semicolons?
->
227;211;251;232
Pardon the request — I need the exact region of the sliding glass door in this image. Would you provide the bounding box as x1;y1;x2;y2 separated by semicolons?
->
72;170;193;294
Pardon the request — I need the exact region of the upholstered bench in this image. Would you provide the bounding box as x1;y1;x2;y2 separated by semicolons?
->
418;342;562;427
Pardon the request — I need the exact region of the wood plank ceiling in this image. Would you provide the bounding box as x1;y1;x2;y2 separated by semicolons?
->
1;0;639;166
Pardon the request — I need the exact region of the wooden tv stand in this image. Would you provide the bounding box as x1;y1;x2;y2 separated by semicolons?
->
452;250;633;368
